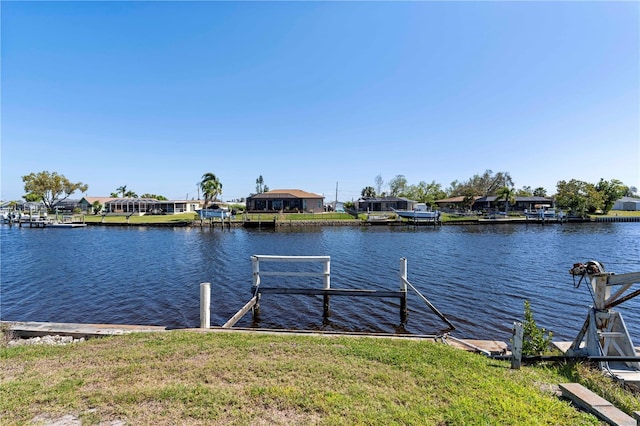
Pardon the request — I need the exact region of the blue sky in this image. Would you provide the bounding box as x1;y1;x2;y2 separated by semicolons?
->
2;1;638;202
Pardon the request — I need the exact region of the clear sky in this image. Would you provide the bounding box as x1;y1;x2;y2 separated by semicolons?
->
2;1;638;203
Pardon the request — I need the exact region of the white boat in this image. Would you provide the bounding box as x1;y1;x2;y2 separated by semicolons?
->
197;205;231;219
392;203;441;221
525;208;565;219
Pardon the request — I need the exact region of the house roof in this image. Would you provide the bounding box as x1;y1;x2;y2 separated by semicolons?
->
435;196;481;204
81;197;119;205
357;196;415;203
436;196;553;204
250;189;324;200
616;196;640;203
475;196;553;203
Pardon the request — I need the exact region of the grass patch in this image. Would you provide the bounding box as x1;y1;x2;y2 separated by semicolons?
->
84;213;197;224
589;210;640;218
0;331;617;425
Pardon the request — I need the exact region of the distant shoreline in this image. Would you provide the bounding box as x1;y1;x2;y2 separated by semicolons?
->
77;215;640;228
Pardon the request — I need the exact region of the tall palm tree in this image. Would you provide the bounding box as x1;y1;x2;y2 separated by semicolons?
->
495;186;516;215
200;173;222;208
116;185;127;198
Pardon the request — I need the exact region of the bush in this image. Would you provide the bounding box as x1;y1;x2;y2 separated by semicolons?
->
522;300;553;356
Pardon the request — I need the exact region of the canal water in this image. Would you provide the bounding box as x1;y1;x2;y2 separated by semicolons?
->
1;222;638;343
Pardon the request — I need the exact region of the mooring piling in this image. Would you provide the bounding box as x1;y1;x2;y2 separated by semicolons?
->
200;282;210;329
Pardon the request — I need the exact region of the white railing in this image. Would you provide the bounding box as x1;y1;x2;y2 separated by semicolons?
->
252;255;331;293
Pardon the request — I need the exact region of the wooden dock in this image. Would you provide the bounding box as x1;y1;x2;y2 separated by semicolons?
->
2;321;168;339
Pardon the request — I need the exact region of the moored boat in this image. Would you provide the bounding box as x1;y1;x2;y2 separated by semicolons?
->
392;203;441;221
525;208;565;220
197;205;231;219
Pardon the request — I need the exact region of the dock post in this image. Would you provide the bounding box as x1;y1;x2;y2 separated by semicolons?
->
511;321;523;369
323;258;331;317
200;282;211;329
399;258;408;324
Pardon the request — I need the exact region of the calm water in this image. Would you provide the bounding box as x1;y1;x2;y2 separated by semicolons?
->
1;222;639;343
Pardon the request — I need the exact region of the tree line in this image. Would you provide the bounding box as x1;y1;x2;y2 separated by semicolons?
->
359;170;636;215
16;169;637;216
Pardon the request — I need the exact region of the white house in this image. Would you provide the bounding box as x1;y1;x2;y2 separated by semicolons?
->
612;197;640;211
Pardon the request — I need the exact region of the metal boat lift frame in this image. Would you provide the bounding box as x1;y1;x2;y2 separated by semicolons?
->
567;261;640;385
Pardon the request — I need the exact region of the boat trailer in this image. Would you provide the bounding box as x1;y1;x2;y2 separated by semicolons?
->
567;261;640;385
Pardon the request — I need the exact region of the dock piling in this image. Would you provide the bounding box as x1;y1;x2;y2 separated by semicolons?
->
200;282;211;329
399;258;408;324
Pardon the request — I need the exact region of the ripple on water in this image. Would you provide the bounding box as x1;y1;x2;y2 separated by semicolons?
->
1;223;638;342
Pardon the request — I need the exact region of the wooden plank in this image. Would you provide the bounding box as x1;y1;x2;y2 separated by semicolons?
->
223;296;258;329
2;321;167;339
559;383;635;426
257;287;405;298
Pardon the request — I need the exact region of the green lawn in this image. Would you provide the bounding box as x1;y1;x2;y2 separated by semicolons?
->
2;330;636;425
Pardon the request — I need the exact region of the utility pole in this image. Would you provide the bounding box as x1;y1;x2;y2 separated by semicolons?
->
335;182;338;210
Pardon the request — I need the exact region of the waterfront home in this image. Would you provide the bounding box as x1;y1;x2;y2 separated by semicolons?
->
356;196;416;212
435;196;555;214
473;196;555;213
612;196;640;211
78;197;118;214
434;196;479;212
99;197;203;215
246;189;324;213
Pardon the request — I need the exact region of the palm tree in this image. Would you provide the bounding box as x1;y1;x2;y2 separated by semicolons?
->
116;185;127;198
200;173;222;208
495;186;516;216
361;186;376;197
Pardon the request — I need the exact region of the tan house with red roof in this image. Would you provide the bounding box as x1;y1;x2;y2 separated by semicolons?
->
246;189;324;213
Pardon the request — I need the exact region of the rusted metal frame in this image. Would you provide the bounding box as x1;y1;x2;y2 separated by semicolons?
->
605;283;634;307
605;289;640;309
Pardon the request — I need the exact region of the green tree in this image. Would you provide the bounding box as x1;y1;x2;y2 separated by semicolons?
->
516;186;533;197
461;188;477;211
23;193;41;202
109;192;119;198
447;170;513;197
92;201;103;215
495;186;516;215
21;171;88;210
555;179;603;216
140;194;167;200
361;186;376;197
124;190;138;198
116;185;127;198
533;187;547;197
388;175;408;197
405;181;446;206
200;172;222;207
595;178;628;213
255;175;265;194
555;180;588;215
